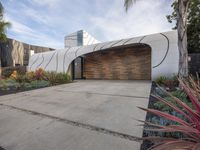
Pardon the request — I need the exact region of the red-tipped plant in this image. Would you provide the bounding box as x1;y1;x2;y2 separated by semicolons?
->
141;77;200;150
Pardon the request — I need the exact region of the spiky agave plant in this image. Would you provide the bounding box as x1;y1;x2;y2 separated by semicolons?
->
140;77;200;150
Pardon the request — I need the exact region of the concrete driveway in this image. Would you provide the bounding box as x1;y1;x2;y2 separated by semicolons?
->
0;80;151;150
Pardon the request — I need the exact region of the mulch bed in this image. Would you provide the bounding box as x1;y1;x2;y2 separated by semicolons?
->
0;82;74;96
0;87;25;96
0;86;49;96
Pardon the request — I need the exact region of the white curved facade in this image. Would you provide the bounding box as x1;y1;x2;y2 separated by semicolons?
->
28;30;179;80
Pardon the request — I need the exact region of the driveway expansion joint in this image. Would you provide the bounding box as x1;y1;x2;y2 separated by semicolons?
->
0;103;141;142
55;90;149;99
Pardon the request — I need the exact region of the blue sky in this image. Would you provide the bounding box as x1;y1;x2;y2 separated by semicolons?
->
1;0;174;49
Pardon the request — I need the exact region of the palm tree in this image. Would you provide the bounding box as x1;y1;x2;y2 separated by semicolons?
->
0;2;11;77
124;0;190;78
0;3;10;42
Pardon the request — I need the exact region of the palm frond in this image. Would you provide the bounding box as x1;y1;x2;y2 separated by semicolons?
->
0;2;11;42
124;0;136;12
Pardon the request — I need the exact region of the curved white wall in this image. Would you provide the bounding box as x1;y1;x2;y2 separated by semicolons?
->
28;30;179;80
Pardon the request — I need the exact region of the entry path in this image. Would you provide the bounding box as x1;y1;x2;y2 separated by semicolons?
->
0;80;151;150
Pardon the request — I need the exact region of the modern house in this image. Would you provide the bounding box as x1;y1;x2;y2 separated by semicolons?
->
28;30;179;80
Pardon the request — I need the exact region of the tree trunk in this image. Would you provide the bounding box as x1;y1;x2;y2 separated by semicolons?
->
0;63;1;78
0;45;2;78
177;0;189;78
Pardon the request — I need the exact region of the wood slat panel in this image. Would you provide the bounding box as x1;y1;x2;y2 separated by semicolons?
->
83;46;151;80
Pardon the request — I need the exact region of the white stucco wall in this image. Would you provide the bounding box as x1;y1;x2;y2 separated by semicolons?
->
29;30;179;80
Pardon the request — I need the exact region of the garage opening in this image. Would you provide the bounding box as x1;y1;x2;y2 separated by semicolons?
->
72;44;151;80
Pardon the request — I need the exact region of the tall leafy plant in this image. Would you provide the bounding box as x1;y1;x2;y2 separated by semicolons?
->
0;2;11;77
0;3;10;42
140;77;200;150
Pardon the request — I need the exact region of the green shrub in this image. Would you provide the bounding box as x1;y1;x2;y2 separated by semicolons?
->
43;72;57;85
44;72;71;85
155;76;167;85
23;71;35;82
5;78;20;88
15;74;26;83
154;90;193;113
0;80;9;90
53;72;71;84
25;80;50;89
155;75;179;91
16;71;37;83
0;79;20;90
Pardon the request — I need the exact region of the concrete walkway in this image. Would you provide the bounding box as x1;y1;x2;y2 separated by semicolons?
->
0;80;151;150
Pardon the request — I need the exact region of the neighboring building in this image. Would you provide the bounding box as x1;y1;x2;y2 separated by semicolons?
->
188;53;200;76
0;38;54;67
29;30;179;80
64;30;99;48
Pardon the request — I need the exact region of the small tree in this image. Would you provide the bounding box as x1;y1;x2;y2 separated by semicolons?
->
124;0;190;78
0;2;11;77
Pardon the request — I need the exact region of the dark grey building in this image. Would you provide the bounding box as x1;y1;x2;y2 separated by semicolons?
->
0;38;54;67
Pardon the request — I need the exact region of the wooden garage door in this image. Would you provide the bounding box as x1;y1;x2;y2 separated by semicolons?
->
83;46;151;80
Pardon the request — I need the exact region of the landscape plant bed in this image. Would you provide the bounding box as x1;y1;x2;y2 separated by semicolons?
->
140;81;192;150
0;68;72;96
0;84;48;96
0;82;73;96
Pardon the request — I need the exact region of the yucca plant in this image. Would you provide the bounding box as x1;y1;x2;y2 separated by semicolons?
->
140;77;200;150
